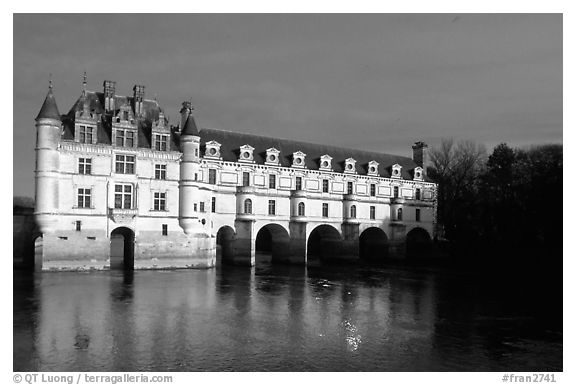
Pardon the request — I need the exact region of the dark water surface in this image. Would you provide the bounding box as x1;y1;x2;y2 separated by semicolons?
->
13;263;562;371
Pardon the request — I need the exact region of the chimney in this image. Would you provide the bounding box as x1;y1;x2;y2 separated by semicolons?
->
412;141;429;172
133;85;145;116
103;80;116;112
180;101;192;132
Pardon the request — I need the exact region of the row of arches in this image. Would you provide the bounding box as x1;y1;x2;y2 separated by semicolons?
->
216;224;431;266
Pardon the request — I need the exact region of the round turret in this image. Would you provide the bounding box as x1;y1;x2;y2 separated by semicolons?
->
34;82;62;233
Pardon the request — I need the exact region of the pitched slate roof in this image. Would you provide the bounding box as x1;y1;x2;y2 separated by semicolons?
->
36;88;61;121
181;114;199;136
61;91;179;150
199;128;422;179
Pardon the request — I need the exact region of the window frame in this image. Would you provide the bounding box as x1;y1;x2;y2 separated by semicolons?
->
114;184;133;209
268;199;276;215
208;169;217;185
415;208;421;222
350;205;357;218
322;203;329;217
322;179;329;193
242;172;250;187
244;199;252;214
78;125;95;144
370;206;376;220
269;174;276;189
153;134;168;151
298;202;305;216
370;184;376;197
295;176;303;191
115;154;136;174
115;128;136;147
78;158;92;175
153;192;166;211
154;164;167;180
347;181;354;195
77;188;92;209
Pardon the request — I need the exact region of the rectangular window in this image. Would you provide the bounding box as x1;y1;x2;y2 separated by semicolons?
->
77;188;91;208
78;158;92;175
415;188;421;200
416;208;421;222
268;200;276;215
115;154;135;174
154;134;168;151
243;172;250;187
153;192;166;211
194;203;197;212
269;174;276;189
78;125;94;144
347;181;354;195
75;220;82;231
200;202;205;212
114;184;132;209
322;179;329;193
322;203;329;217
393;186;399;198
211;197;216;213
370;184;376;197
208;169;217;184
162;224;168;236
370;206;376;220
115;129;135;147
155;164;166;180
295;177;302;191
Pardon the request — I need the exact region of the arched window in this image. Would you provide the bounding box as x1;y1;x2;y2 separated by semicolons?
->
397;208;403;221
244;199;252;214
298;202;305;216
350;205;357;218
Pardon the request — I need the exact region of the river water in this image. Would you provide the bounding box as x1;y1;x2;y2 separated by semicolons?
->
13;262;562;372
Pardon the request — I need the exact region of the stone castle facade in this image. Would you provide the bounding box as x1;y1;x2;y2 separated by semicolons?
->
33;77;437;271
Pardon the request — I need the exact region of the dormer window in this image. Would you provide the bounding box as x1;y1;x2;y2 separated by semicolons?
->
391;164;402;179
344;158;357;174
319;155;332;171
265;148;280;165
239;145;255;163
292;151;306;168
205;140;221;159
153;134;168;151
413;166;424;181
76;125;96;144
367;160;379;176
115;129;136;147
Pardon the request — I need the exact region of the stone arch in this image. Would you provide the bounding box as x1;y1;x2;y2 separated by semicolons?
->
216;225;236;265
307;224;343;263
359;227;389;261
255;223;291;265
110;226;135;270
406;227;432;258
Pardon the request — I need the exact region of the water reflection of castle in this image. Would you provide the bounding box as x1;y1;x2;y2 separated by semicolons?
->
33;77;437;270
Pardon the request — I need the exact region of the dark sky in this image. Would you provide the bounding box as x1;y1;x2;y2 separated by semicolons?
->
13;14;562;198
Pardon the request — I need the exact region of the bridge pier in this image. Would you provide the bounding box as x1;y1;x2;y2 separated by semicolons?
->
233;220;255;266
287;222;307;265
338;223;360;263
388;223;407;259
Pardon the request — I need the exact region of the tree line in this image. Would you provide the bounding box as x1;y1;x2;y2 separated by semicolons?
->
427;139;562;267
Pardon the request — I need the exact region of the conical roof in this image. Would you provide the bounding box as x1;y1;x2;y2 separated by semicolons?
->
35;87;61;121
181;113;199;136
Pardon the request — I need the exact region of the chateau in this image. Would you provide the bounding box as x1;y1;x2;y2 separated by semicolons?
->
33;77;437;271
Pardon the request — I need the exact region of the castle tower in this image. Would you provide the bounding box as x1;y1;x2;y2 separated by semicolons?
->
34;81;62;233
178;103;202;234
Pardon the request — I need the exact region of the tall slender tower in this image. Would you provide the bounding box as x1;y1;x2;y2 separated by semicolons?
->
34;81;62;233
178;102;201;234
